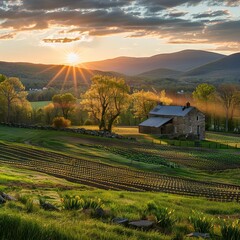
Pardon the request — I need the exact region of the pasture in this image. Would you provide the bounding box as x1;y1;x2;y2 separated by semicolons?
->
0;125;240;239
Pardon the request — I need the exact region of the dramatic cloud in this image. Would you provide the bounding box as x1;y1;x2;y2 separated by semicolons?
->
0;0;239;49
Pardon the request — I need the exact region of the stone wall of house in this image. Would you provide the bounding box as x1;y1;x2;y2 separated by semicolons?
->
173;108;205;139
139;107;205;139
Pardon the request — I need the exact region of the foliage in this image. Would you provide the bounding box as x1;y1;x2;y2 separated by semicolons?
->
221;220;240;240
189;212;213;233
62;195;83;210
217;84;240;131
81;75;130;132
52;116;71;128
62;195;103;211
193;83;216;105
52;93;77;119
132;89;172;120
143;202;177;232
0;77;32;123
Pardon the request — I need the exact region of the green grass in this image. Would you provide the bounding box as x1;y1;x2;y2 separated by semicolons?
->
30;101;51;109
1;165;240;240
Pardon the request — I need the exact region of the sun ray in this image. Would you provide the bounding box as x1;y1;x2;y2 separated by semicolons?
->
76;66;88;85
46;65;67;88
72;66;78;95
37;65;59;75
61;66;72;92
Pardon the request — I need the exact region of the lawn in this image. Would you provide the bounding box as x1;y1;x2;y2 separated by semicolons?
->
1;165;240;240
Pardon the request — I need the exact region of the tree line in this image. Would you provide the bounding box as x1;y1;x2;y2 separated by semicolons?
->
0;74;239;133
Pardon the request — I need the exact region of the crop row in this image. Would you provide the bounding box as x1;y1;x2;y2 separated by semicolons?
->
99;143;240;171
0;142;240;202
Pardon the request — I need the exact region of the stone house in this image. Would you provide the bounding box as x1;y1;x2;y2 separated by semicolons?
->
139;103;205;139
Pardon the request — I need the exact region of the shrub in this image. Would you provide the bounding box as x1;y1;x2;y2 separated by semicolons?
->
62;196;83;210
62;196;103;211
221;220;240;240
52;117;71;129
142;202;176;233
189;212;213;233
81;198;103;210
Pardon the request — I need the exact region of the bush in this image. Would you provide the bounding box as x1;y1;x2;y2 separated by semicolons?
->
52;117;71;129
62;196;83;210
62;196;103;211
142;202;177;233
189;212;213;233
221;220;240;240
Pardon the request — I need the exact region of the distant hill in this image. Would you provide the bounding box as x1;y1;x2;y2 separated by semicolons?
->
137;68;182;79
0;50;239;92
0;61;123;90
183;52;240;77
82;50;225;75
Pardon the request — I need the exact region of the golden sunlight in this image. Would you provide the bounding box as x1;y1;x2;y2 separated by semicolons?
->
66;52;80;65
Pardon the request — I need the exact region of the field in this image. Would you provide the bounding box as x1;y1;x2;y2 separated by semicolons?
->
30;101;51;109
0;125;240;239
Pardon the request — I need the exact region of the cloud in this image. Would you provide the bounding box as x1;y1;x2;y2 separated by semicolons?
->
0;32;16;39
43;37;81;43
193;10;230;19
0;0;239;49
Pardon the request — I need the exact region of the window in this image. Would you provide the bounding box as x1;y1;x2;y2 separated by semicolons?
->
196;116;199;121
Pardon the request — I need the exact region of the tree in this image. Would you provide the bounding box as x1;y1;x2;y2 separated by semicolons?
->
0;77;27;123
52;93;77;119
193;83;216;129
193;83;216;107
81;75;130;132
217;84;240;132
132;89;172;121
0;74;7;83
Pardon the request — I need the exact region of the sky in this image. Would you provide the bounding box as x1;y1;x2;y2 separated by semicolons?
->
0;0;240;65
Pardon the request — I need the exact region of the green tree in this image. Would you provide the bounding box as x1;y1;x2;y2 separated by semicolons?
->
81;75;130;132
52;93;77;119
0;77;27;123
0;74;7;83
217;84;240;132
132;89;172;121
193;83;216;129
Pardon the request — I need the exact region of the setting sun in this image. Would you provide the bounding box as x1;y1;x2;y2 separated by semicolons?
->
66;52;80;65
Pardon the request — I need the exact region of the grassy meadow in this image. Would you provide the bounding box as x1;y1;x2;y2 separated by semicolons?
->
0;124;240;239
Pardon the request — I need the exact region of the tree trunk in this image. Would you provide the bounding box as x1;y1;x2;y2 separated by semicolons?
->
225;108;229;132
107;113;120;132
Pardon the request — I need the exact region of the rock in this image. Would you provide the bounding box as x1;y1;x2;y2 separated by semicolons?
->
41;202;59;211
0;192;17;201
186;232;210;238
112;217;129;226
0;195;6;204
92;207;105;218
128;220;154;229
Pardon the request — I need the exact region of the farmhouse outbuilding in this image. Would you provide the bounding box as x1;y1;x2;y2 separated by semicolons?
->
139;103;205;139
